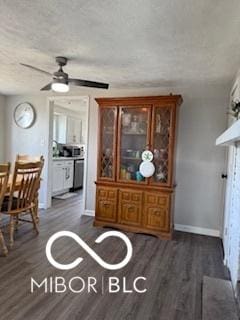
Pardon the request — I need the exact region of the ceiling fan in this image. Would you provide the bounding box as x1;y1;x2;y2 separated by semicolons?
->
20;57;109;92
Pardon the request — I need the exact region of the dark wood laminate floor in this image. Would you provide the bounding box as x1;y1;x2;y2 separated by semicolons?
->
0;197;229;320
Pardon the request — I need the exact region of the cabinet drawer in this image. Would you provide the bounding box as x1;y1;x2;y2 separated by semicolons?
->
64;160;74;167
143;192;170;232
118;189;143;226
97;187;117;200
53;161;64;167
96;187;117;222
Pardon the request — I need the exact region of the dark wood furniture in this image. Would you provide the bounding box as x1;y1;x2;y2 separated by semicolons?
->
16;154;44;222
94;95;182;239
0;163;10;256
2;159;44;248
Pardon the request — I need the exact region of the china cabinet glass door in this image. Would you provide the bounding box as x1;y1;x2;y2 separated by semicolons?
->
98;107;117;180
151;106;172;186
118;106;151;183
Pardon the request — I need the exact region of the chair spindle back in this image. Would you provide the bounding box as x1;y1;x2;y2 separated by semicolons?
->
0;163;10;208
8;160;44;212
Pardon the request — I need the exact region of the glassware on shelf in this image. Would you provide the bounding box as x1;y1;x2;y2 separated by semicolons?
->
152;107;171;184
135;150;141;158
120;164;145;182
156;114;162;133
122;113;132;127
122;111;148;135
105;148;111;158
153;149;160;160
154;163;165;182
103;126;114;134
100;108;116;179
123;149;142;159
135;171;144;181
131;115;139;133
119;106;149;182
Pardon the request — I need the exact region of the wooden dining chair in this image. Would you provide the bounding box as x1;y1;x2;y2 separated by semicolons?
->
0;163;10;256
16;154;44;222
1;159;44;248
16;154;43;162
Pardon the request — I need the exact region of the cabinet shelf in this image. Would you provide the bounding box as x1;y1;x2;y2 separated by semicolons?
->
155;132;169;136
122;132;146;136
121;157;141;161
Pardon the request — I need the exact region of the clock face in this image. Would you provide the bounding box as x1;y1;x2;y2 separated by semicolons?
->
14;103;36;129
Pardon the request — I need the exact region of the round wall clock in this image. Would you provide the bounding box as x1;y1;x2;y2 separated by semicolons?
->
14;102;36;129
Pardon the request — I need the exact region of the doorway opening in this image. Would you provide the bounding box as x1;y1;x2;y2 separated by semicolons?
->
47;96;89;213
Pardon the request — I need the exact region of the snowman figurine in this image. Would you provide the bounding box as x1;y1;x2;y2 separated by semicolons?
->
139;150;155;178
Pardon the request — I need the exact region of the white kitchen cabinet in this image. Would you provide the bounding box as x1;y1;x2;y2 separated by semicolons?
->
53;113;82;144
52;161;65;194
53;113;67;143
66;117;82;144
63;160;74;189
52;160;74;195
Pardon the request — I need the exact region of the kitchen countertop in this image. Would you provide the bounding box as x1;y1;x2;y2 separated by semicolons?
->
52;156;84;161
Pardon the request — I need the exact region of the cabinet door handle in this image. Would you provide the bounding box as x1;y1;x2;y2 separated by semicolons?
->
103;202;110;207
65;167;70;180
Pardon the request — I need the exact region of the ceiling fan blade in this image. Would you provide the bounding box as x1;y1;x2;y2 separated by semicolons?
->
40;83;52;91
20;63;52;76
69;78;109;89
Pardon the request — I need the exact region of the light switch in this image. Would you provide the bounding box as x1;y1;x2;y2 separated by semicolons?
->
40;138;45;146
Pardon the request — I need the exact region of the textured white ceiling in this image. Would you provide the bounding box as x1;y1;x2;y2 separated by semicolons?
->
0;0;240;94
54;97;88;113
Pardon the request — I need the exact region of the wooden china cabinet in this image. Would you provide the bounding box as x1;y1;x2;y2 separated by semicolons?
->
94;95;182;239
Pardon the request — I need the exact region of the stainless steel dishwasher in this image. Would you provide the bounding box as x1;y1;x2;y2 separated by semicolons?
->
71;159;84;191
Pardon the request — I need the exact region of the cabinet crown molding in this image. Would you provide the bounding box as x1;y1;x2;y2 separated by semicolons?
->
95;95;183;106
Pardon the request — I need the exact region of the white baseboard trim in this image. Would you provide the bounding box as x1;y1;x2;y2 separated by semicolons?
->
39;203;45;209
174;224;220;237
223;257;228;266
83;210;95;217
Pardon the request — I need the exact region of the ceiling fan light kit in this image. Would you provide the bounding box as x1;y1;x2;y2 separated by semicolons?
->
20;56;109;92
51;79;69;93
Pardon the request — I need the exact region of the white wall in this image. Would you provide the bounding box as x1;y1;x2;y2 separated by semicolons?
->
174;87;228;232
86;85;228;234
5;95;50;207
4;83;228;233
0;95;6;162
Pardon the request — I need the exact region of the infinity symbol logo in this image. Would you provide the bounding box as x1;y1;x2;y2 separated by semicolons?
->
46;230;133;270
